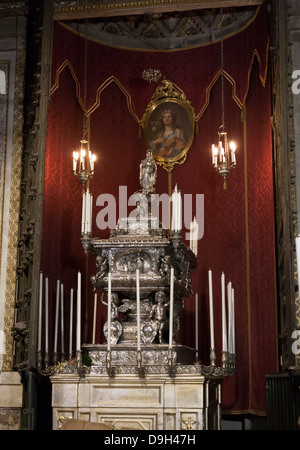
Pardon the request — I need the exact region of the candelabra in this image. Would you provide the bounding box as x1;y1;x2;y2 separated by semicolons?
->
72;137;95;187
212;128;236;190
211;8;237;190
72;131;95;248
197;349;236;378
72;18;95;187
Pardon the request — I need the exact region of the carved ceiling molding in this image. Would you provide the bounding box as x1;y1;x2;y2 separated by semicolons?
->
62;6;258;50
0;0;264;19
53;0;264;20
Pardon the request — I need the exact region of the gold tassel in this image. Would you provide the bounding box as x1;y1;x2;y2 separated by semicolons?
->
139;126;142;139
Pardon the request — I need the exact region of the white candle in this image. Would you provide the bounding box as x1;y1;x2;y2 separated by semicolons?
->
73;151;78;172
61;283;64;356
92;292;97;345
230;142;236;164
107;272;111;352
195;292;198;353
38;271;43;352
89;193;93;234
175;190;178;231
169;267;174;349
80;149;85;170
90;154;95;172
178;189;182;232
191;219;197;254
215;153;218;166
221;272;227;352
171;185;182;233
136;269;141;352
45;277;49;353
76;272;81;352
81;192;86;234
231;150;236;164
89;151;92;168
193;218;198;256
54;280;60;354
221;149;225;162
227;282;232;353
208;269;215;350
231;287;235;354
69;288;73;358
85;188;90;233
171;186;177;231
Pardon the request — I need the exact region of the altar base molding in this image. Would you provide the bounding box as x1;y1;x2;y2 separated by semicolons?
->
51;371;221;430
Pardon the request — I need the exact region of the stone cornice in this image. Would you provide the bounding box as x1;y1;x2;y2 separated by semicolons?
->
0;1;264;20
53;0;264;20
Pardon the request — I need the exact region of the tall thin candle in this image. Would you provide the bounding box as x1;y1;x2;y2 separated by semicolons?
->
221;272;227;352
171;186;176;231
178;189;182;232
190;219;196;255
231;287;235;354
69;288;73;359
85;189;90;233
61;283;64;356
208;269;215;350
76;272;81;352
195;292;198;353
54;280;60;354
227;282;232;353
45;277;49;354
193;219;199;256
38;271;43;352
107;272;111;352
90;193;93;234
92;292;97;345
81;192;86;235
169;267;174;350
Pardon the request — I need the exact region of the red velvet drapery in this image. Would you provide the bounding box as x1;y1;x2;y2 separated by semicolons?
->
41;6;277;414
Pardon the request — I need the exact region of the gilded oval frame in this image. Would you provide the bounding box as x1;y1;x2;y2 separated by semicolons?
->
141;79;195;172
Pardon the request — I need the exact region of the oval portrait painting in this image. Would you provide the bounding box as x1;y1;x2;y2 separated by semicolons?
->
143;98;195;164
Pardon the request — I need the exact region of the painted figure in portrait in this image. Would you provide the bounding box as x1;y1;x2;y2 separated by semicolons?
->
150;107;186;159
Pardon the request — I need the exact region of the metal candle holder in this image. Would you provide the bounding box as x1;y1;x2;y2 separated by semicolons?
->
72;138;95;187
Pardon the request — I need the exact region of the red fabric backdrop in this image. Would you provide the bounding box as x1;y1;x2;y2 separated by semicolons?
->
41;6;277;414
